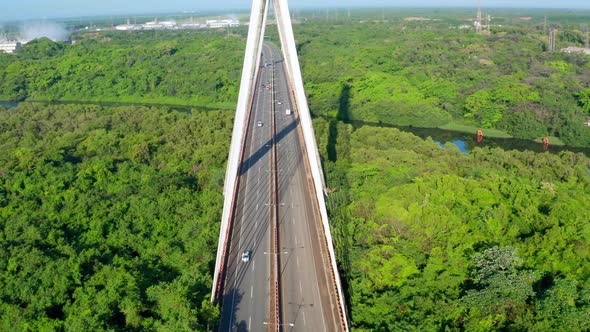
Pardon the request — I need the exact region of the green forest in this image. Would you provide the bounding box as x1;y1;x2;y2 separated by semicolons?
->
1;8;590;332
0;103;230;330
315;119;590;331
2;11;590;146
0;30;244;108
297;17;590;147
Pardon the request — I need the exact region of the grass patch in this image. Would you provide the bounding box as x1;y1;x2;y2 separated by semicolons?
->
439;122;513;138
533;136;565;146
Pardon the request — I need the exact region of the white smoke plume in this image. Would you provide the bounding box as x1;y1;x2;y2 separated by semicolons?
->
19;21;69;42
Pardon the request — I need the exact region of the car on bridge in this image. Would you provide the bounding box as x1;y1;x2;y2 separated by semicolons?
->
257;121;263;127
241;251;251;263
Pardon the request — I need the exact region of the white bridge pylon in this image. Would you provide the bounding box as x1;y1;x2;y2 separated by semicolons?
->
212;0;349;330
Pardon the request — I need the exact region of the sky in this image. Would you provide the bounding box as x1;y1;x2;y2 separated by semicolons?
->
1;0;590;22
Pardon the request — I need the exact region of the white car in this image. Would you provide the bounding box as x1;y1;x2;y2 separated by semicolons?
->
241;251;251;262
257;121;263;127
277;101;282;105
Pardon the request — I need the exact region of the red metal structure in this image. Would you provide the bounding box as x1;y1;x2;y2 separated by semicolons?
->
477;129;484;143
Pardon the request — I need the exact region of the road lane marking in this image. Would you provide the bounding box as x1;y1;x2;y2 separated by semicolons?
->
249;316;251;330
251;286;253;298
297;256;300;268
303;312;307;326
299;280;303;295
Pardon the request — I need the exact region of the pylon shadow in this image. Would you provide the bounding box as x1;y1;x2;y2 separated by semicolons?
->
239;118;299;176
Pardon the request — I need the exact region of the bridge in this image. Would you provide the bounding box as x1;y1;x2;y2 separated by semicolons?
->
211;0;349;331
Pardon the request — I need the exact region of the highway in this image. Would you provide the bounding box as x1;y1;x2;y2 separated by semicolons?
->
270;44;340;331
220;41;341;331
220;43;275;331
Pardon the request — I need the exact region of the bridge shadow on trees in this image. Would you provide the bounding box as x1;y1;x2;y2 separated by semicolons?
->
325;81;355;321
327;82;351;162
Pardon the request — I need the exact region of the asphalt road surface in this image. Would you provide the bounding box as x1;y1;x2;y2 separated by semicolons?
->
220;42;341;331
270;44;340;332
220;43;275;332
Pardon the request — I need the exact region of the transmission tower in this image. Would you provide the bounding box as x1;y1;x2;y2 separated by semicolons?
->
544;16;547;34
476;0;482;34
582;23;589;49
549;28;557;52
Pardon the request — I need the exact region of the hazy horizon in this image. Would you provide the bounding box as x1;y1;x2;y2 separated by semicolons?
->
1;0;590;22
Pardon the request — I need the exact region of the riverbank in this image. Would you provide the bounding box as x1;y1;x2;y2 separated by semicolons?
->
0;99;235;112
439;121;566;146
5;101;587;156
341;119;590;157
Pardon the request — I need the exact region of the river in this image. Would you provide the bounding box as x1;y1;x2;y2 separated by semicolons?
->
0;100;228;113
346;120;590;158
3;101;590;157
0;101;19;108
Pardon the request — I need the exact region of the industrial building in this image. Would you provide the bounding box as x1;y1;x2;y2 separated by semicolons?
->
114;18;239;31
143;20;177;30
206;19;240;28
0;42;19;53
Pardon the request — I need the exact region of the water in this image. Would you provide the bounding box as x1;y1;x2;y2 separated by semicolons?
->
437;140;469;153
0;101;19;108
347;120;590;158
3;101;590;157
0;100;230;113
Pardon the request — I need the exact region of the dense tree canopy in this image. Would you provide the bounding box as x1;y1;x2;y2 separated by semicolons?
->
1;9;590;331
0;103;231;330
297;18;590;147
315;118;590;331
0;31;245;108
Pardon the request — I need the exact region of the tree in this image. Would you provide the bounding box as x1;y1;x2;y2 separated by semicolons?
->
461;246;538;330
575;88;590;114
